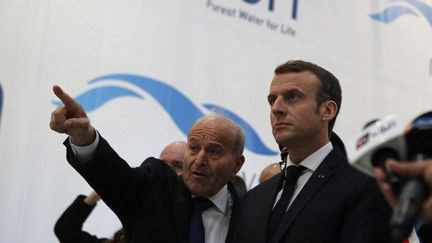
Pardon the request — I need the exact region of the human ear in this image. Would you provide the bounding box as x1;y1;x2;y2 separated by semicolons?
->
232;155;245;175
320;100;337;122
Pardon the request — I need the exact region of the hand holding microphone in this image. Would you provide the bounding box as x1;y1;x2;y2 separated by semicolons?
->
347;112;432;243
375;160;432;223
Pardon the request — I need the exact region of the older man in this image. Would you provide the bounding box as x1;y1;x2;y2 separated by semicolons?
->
234;60;392;243
50;85;245;243
54;140;188;243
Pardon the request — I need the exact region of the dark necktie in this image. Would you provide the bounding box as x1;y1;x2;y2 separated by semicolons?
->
267;165;306;242
189;197;213;243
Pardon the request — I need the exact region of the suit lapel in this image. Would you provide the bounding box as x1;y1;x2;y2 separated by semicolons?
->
226;182;242;243
271;148;343;243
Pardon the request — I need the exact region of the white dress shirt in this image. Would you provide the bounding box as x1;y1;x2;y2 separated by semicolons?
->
202;185;232;243
273;142;333;210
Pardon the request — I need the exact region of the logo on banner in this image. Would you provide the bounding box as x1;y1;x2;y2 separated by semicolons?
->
53;74;277;156
369;0;432;27
242;0;299;19
205;0;297;36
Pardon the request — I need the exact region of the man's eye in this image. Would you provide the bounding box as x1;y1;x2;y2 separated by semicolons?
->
286;93;298;102
267;96;275;106
209;149;220;155
189;145;199;152
207;147;222;157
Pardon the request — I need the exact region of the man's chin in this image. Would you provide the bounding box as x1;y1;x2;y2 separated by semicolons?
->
274;134;292;145
185;182;212;197
190;188;212;198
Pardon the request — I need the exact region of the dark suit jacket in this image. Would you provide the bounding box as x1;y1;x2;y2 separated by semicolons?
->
64;135;243;243
54;195;109;243
418;223;432;243
234;148;392;243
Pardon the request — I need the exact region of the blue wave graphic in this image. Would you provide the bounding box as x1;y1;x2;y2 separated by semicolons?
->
203;103;277;155
394;0;432;26
52;86;144;112
0;83;3;129
89;74;204;136
370;0;432;27
370;5;417;23
54;74;276;155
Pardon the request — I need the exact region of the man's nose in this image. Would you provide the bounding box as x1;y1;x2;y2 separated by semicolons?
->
195;150;208;166
271;97;286;115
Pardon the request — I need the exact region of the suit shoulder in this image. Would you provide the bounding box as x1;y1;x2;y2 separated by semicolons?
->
246;174;281;198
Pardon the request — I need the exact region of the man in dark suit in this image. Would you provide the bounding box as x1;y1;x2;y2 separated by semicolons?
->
53;141;188;243
50;85;245;243
234;60;392;243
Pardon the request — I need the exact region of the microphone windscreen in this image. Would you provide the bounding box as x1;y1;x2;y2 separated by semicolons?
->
347;115;406;177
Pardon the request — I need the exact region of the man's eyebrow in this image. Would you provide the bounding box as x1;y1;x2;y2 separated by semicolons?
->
207;142;223;148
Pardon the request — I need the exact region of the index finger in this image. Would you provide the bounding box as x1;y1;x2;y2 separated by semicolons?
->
374;167;398;207
53;85;77;108
387;159;429;178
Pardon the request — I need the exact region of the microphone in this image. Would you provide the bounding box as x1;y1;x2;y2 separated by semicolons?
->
347;112;432;243
389;112;432;243
347;115;407;177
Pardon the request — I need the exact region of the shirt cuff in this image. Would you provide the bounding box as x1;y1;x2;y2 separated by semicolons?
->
69;131;100;163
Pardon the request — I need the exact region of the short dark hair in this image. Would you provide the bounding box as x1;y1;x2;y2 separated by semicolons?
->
274;60;342;134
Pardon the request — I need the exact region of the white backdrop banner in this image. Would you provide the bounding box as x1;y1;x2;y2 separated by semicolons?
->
0;0;431;242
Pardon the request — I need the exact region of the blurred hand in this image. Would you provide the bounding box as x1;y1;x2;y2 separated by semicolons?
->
83;191;101;205
375;159;432;223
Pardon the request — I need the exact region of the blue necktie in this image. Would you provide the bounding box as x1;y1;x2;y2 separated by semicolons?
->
267;165;305;243
189;197;213;243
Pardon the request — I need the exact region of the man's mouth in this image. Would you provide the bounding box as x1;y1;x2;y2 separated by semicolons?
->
273;122;290;130
192;171;208;179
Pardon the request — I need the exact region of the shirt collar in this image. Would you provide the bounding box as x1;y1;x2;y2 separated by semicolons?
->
287;142;333;172
207;185;229;214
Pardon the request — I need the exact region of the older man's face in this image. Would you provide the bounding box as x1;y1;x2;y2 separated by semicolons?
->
182;117;243;197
